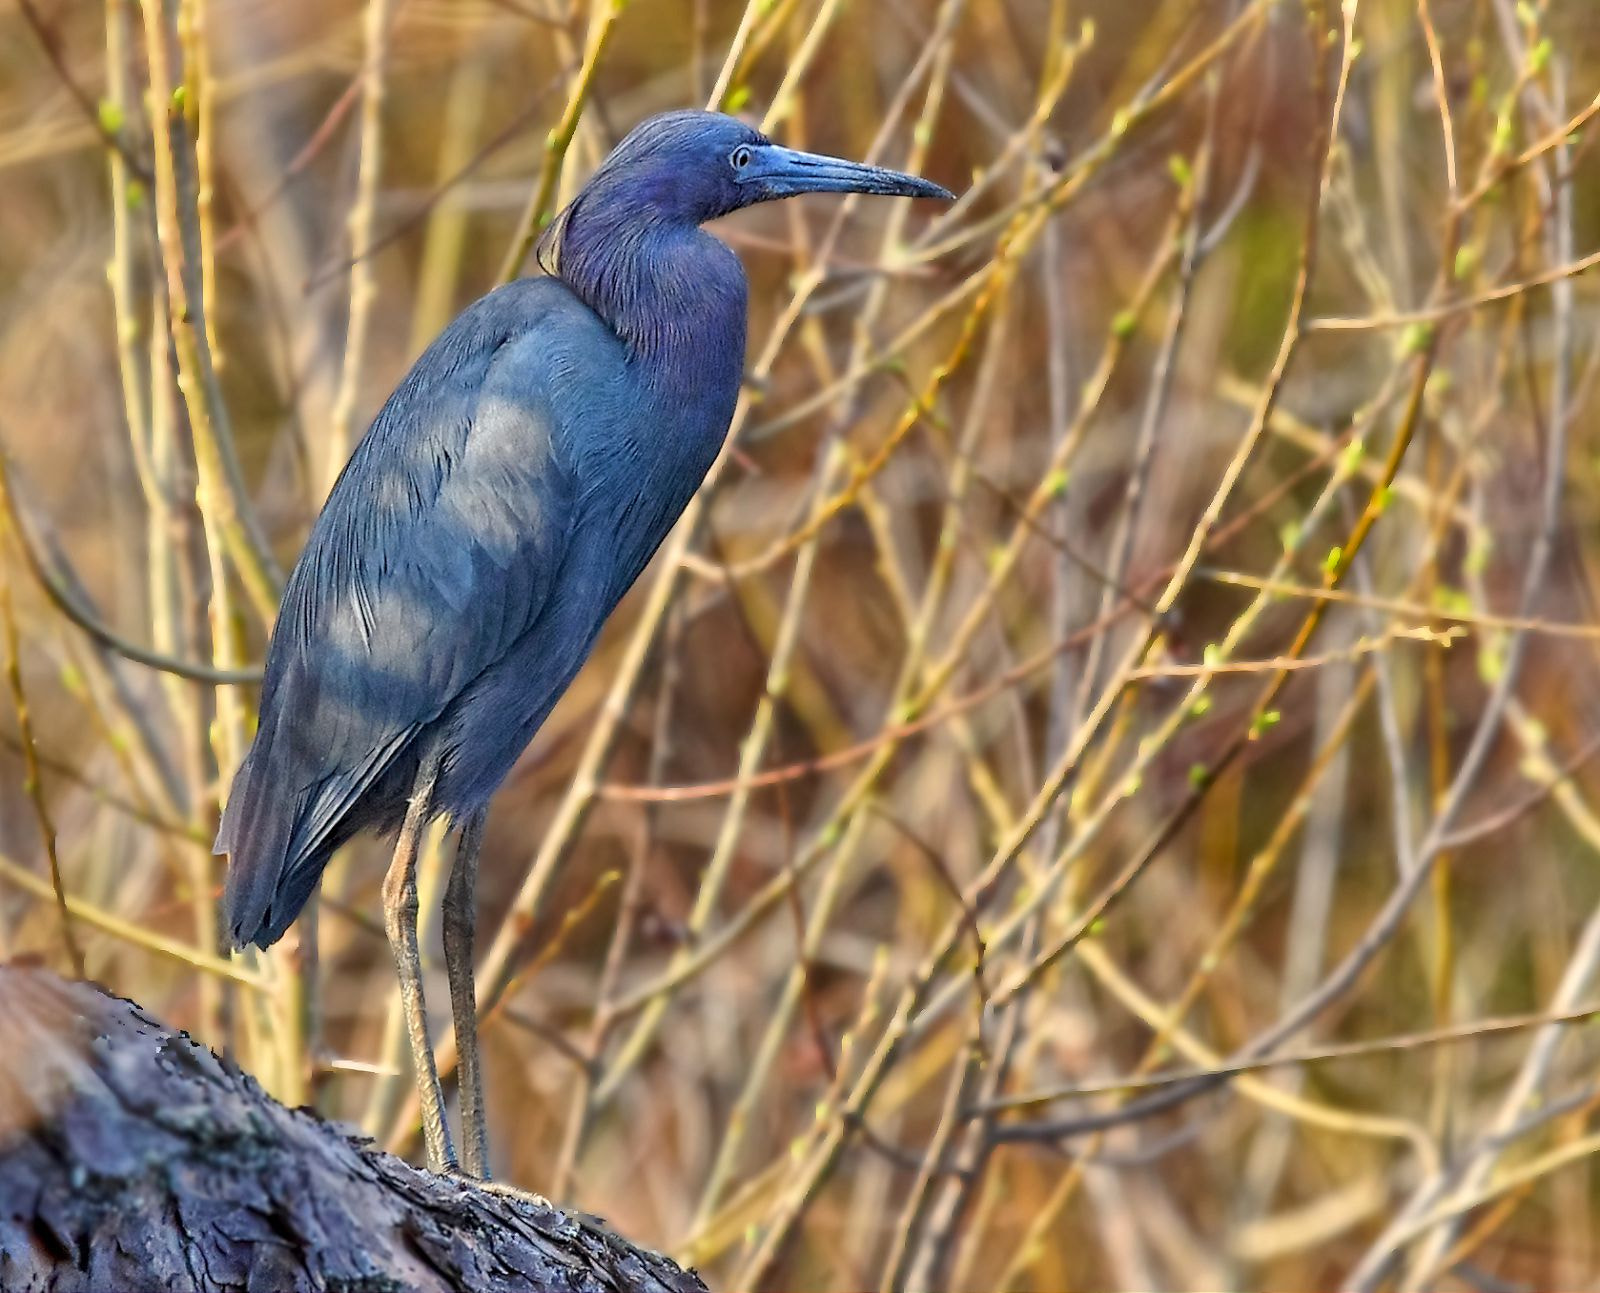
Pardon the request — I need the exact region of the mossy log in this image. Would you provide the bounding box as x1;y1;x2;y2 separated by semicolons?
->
0;965;706;1293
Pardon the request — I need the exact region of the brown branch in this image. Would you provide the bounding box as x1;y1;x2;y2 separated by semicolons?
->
15;0;152;182
0;966;707;1293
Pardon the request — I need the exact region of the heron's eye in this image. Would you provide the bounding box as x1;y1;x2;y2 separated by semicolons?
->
731;145;753;171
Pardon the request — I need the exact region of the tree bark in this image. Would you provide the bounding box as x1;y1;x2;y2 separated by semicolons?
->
0;966;707;1293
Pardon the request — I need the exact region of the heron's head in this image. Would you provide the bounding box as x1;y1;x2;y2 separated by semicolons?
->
541;111;951;268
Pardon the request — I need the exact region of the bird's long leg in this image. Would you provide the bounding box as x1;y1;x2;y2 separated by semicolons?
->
381;750;457;1174
442;806;489;1178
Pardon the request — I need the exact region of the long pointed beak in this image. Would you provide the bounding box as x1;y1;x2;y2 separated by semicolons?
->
741;144;953;202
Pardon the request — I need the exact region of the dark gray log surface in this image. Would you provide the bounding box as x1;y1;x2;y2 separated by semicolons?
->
0;966;707;1293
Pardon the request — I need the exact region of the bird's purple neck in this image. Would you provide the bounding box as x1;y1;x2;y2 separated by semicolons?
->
551;203;748;404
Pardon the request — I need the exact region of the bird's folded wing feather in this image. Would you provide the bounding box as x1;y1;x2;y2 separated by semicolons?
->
220;283;594;909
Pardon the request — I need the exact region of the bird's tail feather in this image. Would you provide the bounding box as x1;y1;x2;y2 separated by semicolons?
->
217;732;302;951
218;718;420;950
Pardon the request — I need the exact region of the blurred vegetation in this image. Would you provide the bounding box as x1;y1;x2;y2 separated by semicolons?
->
2;0;1600;1288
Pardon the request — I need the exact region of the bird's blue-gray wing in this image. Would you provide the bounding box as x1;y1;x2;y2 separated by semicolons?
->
218;280;602;948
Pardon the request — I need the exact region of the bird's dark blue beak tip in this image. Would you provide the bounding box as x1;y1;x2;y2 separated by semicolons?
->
905;176;957;202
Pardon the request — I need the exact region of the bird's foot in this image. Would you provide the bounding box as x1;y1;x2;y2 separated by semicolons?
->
448;1169;556;1212
454;1174;614;1235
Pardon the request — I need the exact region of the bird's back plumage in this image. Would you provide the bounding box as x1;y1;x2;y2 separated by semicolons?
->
221;277;634;948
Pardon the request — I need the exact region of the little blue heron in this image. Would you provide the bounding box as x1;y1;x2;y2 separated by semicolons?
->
217;110;951;1178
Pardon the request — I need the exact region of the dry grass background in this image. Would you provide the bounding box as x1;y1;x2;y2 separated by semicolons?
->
2;0;1599;1288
